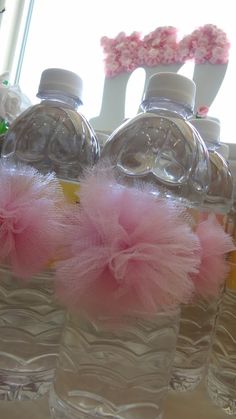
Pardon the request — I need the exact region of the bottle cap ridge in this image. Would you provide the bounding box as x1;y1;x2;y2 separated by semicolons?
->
191;117;220;146
143;72;196;110
37;68;83;103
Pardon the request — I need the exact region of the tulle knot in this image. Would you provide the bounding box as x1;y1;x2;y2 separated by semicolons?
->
0;208;28;234
109;246;139;282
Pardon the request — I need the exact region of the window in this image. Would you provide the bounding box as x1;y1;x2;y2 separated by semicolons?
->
2;0;236;144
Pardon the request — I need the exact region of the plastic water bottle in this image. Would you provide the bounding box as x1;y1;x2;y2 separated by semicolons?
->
191;117;233;215
206;146;236;415
102;72;210;204
170;117;233;391
206;241;236;415
2;67;99;201
49;73;210;419
0;68;99;400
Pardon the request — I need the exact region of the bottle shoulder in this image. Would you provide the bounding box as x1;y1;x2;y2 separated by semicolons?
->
1;102;99;181
102;112;210;205
203;150;233;211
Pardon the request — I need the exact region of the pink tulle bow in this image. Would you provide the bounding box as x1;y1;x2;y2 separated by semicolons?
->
192;214;235;298
55;168;201;318
0;162;66;278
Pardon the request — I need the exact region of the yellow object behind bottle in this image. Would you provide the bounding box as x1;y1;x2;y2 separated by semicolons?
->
59;179;80;204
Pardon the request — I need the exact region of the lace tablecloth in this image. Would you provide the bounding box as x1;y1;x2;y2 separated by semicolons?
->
0;385;229;418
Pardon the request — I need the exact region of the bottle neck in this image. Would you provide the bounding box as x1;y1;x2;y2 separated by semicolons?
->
37;91;81;110
205;140;220;152
141;98;193;120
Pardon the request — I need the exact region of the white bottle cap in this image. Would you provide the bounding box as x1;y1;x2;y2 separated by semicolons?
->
37;68;83;103
142;72;196;111
190;117;220;147
218;143;229;160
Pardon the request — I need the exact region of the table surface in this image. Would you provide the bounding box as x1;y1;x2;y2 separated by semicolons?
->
0;384;229;418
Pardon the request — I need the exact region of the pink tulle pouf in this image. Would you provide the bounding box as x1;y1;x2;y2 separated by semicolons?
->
55;167;202;318
0;162;66;278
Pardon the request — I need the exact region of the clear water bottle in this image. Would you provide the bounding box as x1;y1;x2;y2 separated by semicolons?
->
206;148;236;415
50;310;180;419
206;257;236;415
170;117;233;392
0;267;66;401
49;73;210;419
191;117;233;215
2;67;99;200
102;72;210;205
0;69;99;400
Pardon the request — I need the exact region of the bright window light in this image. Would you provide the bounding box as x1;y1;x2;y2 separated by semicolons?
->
13;0;236;142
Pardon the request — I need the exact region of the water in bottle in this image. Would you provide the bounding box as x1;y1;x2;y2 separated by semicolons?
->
0;68;99;400
49;73;210;418
2;67;99;199
170;117;233;391
206;256;236;415
206;143;236;415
